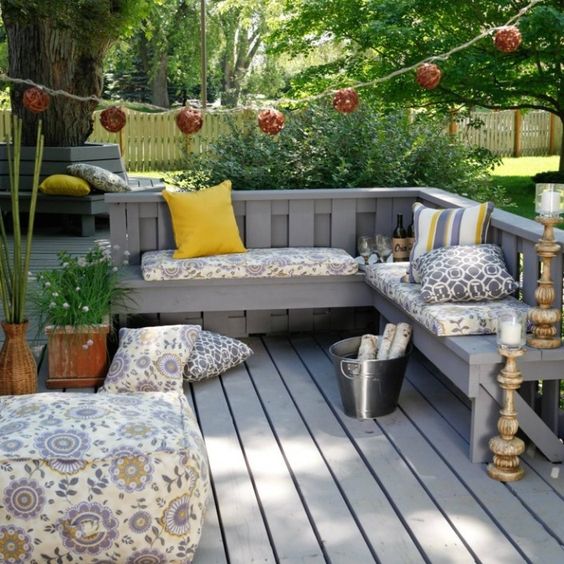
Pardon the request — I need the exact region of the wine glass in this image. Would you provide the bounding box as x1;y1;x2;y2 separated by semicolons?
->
373;234;392;263
357;235;373;264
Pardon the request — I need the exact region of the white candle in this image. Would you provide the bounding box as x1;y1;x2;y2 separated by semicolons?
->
540;189;561;214
500;320;522;347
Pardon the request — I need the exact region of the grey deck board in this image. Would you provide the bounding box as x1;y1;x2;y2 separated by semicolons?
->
292;335;475;563
192;376;276;563
259;337;424;563
220;362;326;563
244;339;377;564
403;353;564;561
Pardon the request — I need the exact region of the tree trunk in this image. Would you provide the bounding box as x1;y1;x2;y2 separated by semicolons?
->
151;53;170;108
3;18;104;146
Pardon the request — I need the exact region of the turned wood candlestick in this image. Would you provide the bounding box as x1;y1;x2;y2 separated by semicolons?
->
527;216;562;349
487;347;525;482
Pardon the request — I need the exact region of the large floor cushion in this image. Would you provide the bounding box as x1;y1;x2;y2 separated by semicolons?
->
0;392;209;562
142;247;359;281
365;262;530;337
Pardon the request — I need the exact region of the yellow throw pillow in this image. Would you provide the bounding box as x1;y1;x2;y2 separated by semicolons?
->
39;174;91;197
162;180;246;259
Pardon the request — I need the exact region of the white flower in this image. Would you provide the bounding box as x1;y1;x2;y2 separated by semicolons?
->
52;292;59;297
49;302;56;308
86;339;94;347
62;262;69;268
81;306;89;313
76;287;81;292
112;267;118;272
45;282;51;288
123;259;129;266
82;344;89;350
78;257;86;267
62;303;70;309
123;250;131;257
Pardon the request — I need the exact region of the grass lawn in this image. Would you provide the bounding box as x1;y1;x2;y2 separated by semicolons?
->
493;155;560;219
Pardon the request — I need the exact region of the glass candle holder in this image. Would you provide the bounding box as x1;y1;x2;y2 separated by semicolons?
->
535;183;564;218
497;310;527;350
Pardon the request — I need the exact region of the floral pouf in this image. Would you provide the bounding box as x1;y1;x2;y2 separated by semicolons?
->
0;391;210;563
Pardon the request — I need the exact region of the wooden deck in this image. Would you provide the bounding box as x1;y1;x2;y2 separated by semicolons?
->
9;225;564;562
35;334;564;564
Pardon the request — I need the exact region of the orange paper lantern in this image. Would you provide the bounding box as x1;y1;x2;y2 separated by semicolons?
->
100;106;127;133
22;87;50;113
258;109;285;135
333;88;359;113
176;108;203;135
494;26;522;53
416;63;442;90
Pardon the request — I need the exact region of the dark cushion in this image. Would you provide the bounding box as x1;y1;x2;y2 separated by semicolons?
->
415;244;518;303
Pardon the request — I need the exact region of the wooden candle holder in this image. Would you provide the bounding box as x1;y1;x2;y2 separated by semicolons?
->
527;216;562;349
487;347;525;482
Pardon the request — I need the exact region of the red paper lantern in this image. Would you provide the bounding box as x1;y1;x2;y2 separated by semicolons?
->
100;106;127;133
258;109;285;135
175;108;203;135
416;63;442;90
22;87;50;113
333;88;359;113
494;26;522;53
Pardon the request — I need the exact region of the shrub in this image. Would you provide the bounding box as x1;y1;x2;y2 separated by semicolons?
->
533;170;564;184
170;104;505;203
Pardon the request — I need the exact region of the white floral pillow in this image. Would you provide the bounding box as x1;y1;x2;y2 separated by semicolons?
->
67;163;130;193
184;331;253;382
101;325;201;393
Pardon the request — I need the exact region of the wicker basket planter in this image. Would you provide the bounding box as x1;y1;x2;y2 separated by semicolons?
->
45;324;110;389
0;321;37;395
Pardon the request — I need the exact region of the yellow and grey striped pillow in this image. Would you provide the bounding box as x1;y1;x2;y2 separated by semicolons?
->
408;201;493;283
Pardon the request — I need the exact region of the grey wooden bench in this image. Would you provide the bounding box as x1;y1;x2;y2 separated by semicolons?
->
106;187;564;464
0;176;164;236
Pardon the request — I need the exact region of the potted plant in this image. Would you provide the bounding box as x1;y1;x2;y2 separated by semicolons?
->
0;117;44;395
34;245;128;388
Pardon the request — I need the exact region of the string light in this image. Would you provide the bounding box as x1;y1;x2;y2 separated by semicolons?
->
0;0;541;116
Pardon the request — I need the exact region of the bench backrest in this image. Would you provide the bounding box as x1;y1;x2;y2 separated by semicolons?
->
106;186;564;314
106;188;420;265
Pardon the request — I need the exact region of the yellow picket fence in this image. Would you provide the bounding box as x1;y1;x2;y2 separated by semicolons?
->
0;108;560;171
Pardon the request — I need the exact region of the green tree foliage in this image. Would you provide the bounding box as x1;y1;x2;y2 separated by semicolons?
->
270;0;564;169
170;104;505;204
1;0;150;144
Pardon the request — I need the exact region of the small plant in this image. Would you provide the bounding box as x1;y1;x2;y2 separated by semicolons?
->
34;246;128;328
0;117;44;324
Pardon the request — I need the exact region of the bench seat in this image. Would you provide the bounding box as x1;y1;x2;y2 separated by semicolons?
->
369;263;564;464
142;247;359;281
365;262;530;337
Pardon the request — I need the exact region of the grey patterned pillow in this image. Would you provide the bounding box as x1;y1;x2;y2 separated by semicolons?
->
416;244;518;303
67;163;130;193
184;331;253;382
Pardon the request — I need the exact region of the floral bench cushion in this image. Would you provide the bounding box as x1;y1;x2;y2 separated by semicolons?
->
365;262;530;337
0;391;209;562
142;247;359;281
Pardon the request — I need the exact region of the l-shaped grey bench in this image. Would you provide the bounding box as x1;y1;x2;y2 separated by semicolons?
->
106;187;564;464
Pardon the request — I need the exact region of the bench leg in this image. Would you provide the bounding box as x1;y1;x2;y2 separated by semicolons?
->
470;385;498;463
80;215;96;237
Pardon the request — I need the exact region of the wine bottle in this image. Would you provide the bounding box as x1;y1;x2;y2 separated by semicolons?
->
392;213;409;262
406;217;415;254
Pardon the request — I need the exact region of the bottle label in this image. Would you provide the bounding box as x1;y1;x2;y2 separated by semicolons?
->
392;238;409;261
406;237;415;253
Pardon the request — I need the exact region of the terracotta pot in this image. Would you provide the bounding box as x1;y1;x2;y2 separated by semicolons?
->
0;321;37;395
45;324;110;389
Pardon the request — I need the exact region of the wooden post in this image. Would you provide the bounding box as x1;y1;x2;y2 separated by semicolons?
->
200;0;207;110
513;110;522;157
548;113;556;155
448;111;458;136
